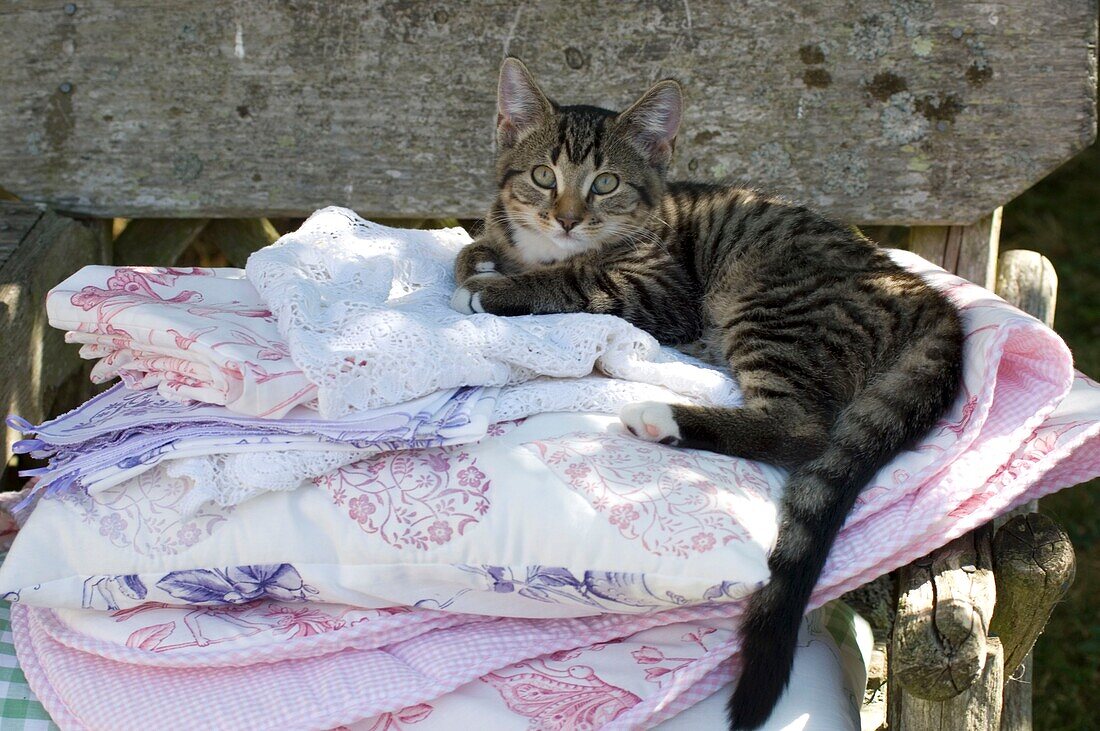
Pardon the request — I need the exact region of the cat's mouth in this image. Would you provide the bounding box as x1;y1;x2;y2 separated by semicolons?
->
549;230;591;251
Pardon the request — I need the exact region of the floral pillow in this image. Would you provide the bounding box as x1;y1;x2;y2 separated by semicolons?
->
0;413;784;618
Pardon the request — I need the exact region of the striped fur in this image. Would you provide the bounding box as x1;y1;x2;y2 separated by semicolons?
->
457;59;964;729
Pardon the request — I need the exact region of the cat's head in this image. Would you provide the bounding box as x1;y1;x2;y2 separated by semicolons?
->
491;57;681;265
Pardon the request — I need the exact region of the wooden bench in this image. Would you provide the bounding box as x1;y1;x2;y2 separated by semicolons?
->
1;2;1094;728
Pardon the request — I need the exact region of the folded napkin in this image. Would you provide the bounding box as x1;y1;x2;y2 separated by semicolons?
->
11;385;497;513
47;267;316;419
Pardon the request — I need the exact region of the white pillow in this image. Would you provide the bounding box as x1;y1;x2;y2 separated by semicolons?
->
0;413;782;618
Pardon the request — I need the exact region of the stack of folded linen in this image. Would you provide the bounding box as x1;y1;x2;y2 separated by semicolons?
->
1;208;1099;730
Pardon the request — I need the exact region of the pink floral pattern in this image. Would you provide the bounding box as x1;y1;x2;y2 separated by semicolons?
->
315;446;491;550
480;658;639;729
948;427;1064;518
101;600;403;653
355;704;434;731
70;268;205;311
630;627;719;685
486;419;526;438
525;432;776;557
49;265;316;418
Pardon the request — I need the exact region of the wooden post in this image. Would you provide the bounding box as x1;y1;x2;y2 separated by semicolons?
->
892;525;997;702
890;638;1005;731
890;212;1002;730
994;250;1057;328
1;203;112;482
991;514;1075;731
891;233;1067;731
908;209;1002;289
989;250;1061;731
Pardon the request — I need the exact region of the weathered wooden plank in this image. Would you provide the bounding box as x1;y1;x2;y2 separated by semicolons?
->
892;525;997;701
999;654;1031;731
862;640;890;731
198;218;280;268
1;207;111;474
0;1;1095;223
114;218;210;267
909;209;1002;288
890;638;1004;731
0;202;45;272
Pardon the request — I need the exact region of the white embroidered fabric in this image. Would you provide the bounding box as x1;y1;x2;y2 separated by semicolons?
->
166;371;737;514
166;445;376;515
245;207;741;421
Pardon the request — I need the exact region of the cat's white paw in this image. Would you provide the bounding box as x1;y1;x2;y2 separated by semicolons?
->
620;401;682;444
474;261;498;273
450;272;503;315
450;286;484;314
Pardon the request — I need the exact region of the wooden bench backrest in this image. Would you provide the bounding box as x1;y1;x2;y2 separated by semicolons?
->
1;0;1096;225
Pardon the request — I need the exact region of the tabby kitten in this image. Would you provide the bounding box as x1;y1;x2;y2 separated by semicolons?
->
453;58;963;730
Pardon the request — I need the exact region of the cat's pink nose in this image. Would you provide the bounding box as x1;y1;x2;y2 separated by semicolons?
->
556;214;579;232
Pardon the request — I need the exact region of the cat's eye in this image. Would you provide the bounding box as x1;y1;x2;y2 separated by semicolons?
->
531;165;556;189
591;172;619;195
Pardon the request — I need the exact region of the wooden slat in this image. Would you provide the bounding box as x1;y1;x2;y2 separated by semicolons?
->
988;250;1060;731
999;656;1032;731
0;202;44;272
891;210;1003;729
0;1;1095;222
198;218;280;268
1;206;111;473
909;209;1002;288
114;218;210;267
892;238;1065;730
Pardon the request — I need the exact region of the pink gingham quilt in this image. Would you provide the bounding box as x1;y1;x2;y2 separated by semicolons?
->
13;369;1100;729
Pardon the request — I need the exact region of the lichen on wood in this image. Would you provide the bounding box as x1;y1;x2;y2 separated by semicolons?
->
0;0;1094;223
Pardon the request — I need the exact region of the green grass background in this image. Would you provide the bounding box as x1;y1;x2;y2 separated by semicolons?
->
1001;140;1100;731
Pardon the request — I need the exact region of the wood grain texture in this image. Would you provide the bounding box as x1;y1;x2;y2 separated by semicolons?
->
0;203;45;272
198;218;280;268
999;654;1031;731
0;206;111;473
0;1;1095;223
113;218;210;267
892;525;997;701
989;513;1076;682
890;638;1004;731
988;250;1060;731
909;209;1002;287
995;250;1058;328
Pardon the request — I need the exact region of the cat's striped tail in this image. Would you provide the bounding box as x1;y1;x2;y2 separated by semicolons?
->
727;325;962;730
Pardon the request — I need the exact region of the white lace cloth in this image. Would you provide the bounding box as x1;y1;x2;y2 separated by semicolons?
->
245;207;741;421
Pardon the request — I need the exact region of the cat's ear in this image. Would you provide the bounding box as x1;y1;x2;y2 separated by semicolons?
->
497;57;553;149
617;80;682;168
